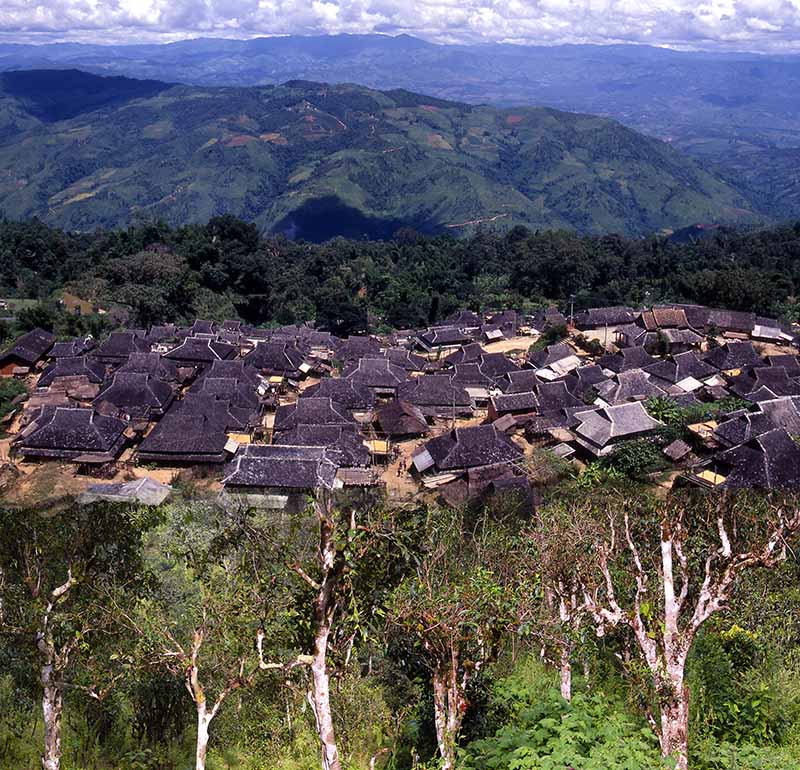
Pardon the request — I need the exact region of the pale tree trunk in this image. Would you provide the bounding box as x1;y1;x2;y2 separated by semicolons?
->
195;702;212;770
657;659;689;770
432;668;454;770
306;495;343;770
309;621;340;770
40;657;63;770
431;650;467;770
559;647;572;702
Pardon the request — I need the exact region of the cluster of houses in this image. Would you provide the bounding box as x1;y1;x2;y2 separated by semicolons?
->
1;301;800;508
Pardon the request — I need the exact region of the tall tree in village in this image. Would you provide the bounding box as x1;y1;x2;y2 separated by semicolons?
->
120;502;307;770
386;507;513;770
551;488;800;770
0;503;155;770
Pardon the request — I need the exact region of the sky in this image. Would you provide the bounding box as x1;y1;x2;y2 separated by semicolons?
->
3;0;800;52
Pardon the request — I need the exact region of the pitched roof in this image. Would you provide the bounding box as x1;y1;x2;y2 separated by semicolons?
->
343;358;408;389
573;402;663;449
274;397;356;432
48;337;95;359
536;381;584;412
598;346;658;373
415;424;523;472
499;369;542;394
335;336;382;361
396;375;472;408
714;410;775;448
164;337;236;364
273;424;370;467
39;356;107;387
301;378;376;410
117;352;180;382
645;351;716;384
444;342;486;364
490;391;539;415
529;342;574;368
704;341;766;371
94;372;174;418
223;444;338;490
244;341;306;376
574;306;636;328
190;376;261;411
375;400;429;437
713;429;800;489
17;407;126;459
595;370;667;405
1;328;55;366
92;331;149;362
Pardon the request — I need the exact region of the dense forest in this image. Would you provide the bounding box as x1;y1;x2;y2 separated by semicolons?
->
2;217;800;341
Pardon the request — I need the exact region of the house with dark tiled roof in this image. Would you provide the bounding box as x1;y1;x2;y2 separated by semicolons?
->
164;337;237;368
536;381;585;414
727;367;800;403
572;402;663;456
488;392;539;422
343;358;408;395
594;370;667;405
374;400;430;438
713;409;775;449
574;306;636;330
91;331;150;365
195;359;262;387
136;395;251;464
190;376;262;412
117;352;181;384
48;337;96;360
15;407;127;461
498;369;541;394
645;351;717;393
415;327;472;352
444;343;486;365
529;342;575;370
93;372;174;420
38;356;107;388
301;378;376;412
687;429;800;490
563;365;610;400
529;307;567;333
274;397;356;433
0;328;55;375
707;309;756;337
222;444;340;508
273;424;371;469
412;424;523;476
335;336;382;363
598;347;658;373
244;341;307;380
396;375;473;418
704;341;766;373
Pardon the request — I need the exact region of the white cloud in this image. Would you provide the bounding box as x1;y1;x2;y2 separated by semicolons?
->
2;0;800;51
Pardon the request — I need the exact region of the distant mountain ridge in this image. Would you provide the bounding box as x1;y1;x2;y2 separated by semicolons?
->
0;70;760;239
2;34;797;221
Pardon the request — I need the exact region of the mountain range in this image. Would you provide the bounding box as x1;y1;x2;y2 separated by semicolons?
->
0;69;760;239
2;34;800;220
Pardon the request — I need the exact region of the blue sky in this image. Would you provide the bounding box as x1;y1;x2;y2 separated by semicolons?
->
2;0;800;52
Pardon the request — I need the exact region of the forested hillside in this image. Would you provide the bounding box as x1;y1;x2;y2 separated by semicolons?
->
2;217;800;337
0;72;760;237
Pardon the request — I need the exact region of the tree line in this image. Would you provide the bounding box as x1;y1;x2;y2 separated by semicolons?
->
2;217;800;337
2;484;800;770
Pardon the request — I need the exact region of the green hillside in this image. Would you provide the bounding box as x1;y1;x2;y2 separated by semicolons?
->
0;71;762;238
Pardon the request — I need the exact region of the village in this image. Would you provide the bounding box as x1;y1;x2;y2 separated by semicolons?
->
1;302;799;509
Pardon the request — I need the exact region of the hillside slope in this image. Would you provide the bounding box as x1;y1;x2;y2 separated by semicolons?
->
0;71;760;238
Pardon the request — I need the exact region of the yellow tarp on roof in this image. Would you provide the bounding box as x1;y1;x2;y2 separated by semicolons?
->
268;376;284;384
366;439;391;454
696;469;726;486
